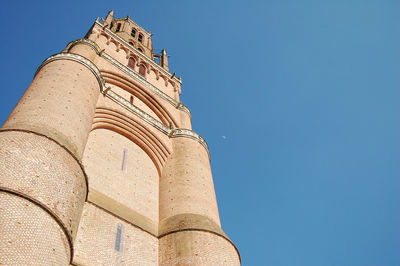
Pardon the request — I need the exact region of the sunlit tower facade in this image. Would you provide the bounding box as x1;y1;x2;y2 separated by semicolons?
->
0;10;240;265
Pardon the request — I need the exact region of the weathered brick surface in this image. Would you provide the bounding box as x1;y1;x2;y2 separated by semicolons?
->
83;128;159;223
110;84;162;122
160;137;220;226
0;192;70;265
159;231;240;266
2;59;100;158
0;131;86;239
73;203;158;265
90;36;188;128
0;13;240;265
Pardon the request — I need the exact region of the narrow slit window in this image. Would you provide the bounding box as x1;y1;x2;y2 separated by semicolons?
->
139;65;146;77
130;95;134;104
121;148;127;171
116;23;121;32
128;57;136;69
114;223;123;252
131;29;136;38
138;34;143;43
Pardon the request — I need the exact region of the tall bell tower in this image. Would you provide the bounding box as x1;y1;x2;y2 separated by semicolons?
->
0;10;240;265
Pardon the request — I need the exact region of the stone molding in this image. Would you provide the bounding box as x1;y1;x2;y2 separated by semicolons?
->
106;89;169;134
35;52;106;93
95;20;181;85
68;38;191;117
87;189;158;236
105;89;210;157
34;51;209;157
102;52;191;116
158;214;241;264
158;213;227;238
170;128;209;155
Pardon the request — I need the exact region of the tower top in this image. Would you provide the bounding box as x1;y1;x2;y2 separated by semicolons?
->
104;10;154;59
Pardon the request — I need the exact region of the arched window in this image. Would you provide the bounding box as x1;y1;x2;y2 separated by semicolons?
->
139;64;146;77
131;29;136;38
138;34;143;43
128;57;136;69
129;41;134;47
138;47;143;53
116;23;121;32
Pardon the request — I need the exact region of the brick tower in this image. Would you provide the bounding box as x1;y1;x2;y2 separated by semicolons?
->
0;10;240;265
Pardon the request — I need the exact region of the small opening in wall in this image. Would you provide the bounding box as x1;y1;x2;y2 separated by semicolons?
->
139;65;146;77
121;148;127;171
116;24;121;32
131;29;136;38
128;57;136;69
130;95;134;104
114;223;123;252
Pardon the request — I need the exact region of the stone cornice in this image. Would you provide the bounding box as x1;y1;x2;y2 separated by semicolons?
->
105;89;209;158
106;89;170;134
35;53;106;92
169;128;209;155
34;51;208;158
67;39;191;117
101;52;191;116
95;20;182;85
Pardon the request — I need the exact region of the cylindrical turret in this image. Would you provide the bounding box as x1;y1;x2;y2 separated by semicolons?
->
159;135;240;265
0;46;102;264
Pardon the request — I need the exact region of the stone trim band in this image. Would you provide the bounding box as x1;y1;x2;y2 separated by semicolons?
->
106;89;170;134
35;52;106;92
158;229;241;263
169;128;209;154
35;52;209;157
96;20;182;85
106;89;210;157
67;38;191;117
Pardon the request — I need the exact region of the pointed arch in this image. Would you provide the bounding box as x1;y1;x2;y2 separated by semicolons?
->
100;70;179;128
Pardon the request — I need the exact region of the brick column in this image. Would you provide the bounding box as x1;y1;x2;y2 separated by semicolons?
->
159;135;241;265
0;50;103;265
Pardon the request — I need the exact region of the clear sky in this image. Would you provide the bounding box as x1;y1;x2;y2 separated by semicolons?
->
0;1;399;265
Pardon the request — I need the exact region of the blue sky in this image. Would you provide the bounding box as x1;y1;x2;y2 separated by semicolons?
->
1;1;399;265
